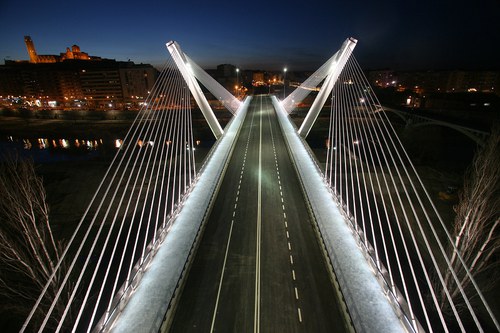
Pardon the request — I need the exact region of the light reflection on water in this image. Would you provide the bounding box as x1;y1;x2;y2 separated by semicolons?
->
1;136;113;163
1;136;204;163
8;136;106;150
22;137;105;150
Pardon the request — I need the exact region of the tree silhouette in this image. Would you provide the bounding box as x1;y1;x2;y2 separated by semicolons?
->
0;155;71;330
438;126;500;316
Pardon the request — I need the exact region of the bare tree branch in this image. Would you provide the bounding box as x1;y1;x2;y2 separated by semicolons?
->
0;154;72;330
435;125;500;316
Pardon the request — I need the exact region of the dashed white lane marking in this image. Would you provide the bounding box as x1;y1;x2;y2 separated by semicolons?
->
212;105;256;332
267;101;303;324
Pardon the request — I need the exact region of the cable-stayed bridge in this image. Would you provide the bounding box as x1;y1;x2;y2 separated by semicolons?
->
21;38;498;333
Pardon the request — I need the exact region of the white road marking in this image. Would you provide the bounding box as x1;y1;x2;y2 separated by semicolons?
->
254;96;263;333
265;98;306;328
210;218;235;332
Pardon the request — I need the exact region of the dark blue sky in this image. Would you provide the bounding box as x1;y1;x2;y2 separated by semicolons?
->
0;0;498;70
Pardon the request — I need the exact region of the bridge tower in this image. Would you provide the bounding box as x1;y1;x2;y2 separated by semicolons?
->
167;41;224;139
298;37;357;137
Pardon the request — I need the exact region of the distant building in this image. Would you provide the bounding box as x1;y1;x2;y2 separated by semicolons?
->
23;36;100;63
367;69;500;95
367;69;397;88
252;72;265;85
365;69;500;114
0;36;158;109
217;64;237;78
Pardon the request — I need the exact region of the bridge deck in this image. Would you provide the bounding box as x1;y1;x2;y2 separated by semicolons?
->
109;96;406;333
108;98;251;333
168;96;350;332
273;97;406;333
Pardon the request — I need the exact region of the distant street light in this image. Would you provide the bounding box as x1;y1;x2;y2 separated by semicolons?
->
283;67;287;100
236;68;240;99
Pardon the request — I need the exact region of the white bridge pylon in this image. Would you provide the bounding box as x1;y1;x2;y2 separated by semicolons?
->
281;37;357;138
167;41;241;140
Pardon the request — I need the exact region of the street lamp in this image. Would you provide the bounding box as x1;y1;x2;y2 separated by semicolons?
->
236;68;239;99
283;67;287;100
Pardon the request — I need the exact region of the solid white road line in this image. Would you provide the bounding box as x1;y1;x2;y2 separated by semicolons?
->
254;96;263;333
210;218;235;332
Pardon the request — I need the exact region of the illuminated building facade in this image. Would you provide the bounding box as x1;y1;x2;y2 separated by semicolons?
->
24;36;99;63
0;37;158;109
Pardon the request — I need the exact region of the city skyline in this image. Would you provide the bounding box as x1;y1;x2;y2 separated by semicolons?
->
0;0;499;71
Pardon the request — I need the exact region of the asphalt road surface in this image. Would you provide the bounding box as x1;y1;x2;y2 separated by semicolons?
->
168;95;349;332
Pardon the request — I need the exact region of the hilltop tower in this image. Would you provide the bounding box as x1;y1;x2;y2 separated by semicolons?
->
24;36;38;63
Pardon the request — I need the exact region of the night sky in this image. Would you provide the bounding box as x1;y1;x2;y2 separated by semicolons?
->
0;0;498;71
